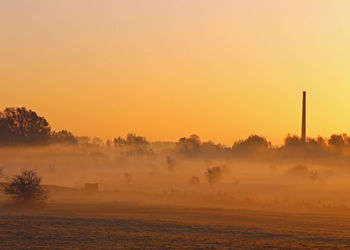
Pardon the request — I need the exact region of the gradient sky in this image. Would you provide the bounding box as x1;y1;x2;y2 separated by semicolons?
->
1;0;350;145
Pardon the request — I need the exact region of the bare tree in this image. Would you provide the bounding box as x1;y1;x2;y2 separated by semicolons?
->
4;170;47;206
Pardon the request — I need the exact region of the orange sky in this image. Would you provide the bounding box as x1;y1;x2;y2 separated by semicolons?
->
1;0;350;145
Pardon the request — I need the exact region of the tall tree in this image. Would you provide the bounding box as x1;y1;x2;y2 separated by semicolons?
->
0;107;51;145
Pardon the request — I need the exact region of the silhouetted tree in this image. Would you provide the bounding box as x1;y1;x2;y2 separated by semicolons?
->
51;130;78;145
113;133;149;147
0;107;51;145
113;136;126;147
279;135;330;159
283;134;303;147
177;134;201;155
232;135;271;155
126;133;148;145
316;136;327;146
283;135;328;152
328;134;346;149
113;134;153;155
4;170;47;206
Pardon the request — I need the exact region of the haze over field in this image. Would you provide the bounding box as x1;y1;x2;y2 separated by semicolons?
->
3;130;350;248
2;0;350;248
1;142;350;213
1;106;350;213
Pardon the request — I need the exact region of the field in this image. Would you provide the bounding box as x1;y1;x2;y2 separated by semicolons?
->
1;199;350;249
2;146;350;249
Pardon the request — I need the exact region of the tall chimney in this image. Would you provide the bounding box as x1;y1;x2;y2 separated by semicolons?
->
301;91;306;143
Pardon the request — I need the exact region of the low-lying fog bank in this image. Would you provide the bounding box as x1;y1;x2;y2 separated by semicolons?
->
1;141;350;214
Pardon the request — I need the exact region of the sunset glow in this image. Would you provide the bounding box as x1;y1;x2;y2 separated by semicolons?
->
2;0;350;145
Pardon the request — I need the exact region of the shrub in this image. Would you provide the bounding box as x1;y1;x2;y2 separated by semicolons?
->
4;170;47;206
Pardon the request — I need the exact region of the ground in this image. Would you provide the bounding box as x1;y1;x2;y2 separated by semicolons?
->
1;201;350;249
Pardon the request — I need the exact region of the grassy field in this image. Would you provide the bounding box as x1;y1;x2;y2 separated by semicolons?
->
1;200;350;249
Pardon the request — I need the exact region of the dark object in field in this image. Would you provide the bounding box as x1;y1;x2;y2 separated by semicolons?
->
84;183;99;193
206;166;222;185
4;170;47;206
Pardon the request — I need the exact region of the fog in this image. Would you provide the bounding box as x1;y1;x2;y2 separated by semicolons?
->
1;138;350;214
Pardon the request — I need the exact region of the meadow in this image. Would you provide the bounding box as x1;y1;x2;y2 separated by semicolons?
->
1;198;350;249
2;144;350;249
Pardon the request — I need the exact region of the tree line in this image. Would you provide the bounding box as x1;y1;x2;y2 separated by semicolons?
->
0;107;77;146
1;107;350;157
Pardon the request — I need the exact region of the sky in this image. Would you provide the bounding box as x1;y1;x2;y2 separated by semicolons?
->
1;0;350;146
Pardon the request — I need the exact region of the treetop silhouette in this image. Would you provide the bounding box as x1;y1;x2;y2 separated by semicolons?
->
0;107;51;145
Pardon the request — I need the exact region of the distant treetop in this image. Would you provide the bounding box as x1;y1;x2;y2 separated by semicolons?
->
51;130;78;145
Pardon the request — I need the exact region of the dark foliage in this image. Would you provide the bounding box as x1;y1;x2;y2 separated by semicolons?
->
0;107;51;146
328;134;350;149
177;134;201;155
113;133;153;156
113;133;149;147
51;130;78;145
4;170;47;205
232;135;271;155
284;134;304;147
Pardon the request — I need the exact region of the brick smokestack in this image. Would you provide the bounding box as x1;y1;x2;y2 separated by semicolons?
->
302;91;306;143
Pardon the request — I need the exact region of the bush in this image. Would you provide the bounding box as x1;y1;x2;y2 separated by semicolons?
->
4;170;47;206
